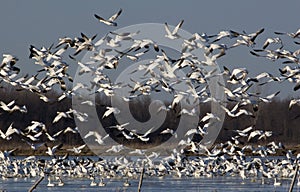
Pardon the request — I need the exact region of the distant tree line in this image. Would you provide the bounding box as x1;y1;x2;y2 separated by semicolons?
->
0;83;299;153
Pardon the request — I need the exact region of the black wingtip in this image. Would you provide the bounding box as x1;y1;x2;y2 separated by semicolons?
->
293;83;300;91
259;28;265;33
274;31;284;35
69;55;76;60
94;14;101;20
250;51;260;56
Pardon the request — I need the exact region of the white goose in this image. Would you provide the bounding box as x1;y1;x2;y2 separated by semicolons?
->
94;9;122;26
90;176;97;186
273;178;281;186
47;177;55;187
98;178;106;187
56;176;64;186
123;178;131;187
164;20;184;39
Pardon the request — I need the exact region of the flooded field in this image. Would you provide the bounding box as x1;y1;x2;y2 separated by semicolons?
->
0;155;299;192
1;175;299;192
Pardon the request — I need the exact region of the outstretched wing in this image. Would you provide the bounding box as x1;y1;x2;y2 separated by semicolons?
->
109;8;122;22
173;20;184;35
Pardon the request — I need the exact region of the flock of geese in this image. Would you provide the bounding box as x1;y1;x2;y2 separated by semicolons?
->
0;134;300;188
0;8;300;188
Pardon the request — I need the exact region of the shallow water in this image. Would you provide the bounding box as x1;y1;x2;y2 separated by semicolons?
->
1;156;299;191
1;176;299;192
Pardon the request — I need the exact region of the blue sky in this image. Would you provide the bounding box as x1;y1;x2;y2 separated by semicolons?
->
0;0;299;97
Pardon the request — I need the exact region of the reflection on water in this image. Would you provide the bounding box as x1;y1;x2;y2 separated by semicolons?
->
1;176;299;192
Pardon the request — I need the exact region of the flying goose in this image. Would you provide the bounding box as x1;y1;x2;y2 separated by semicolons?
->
66;144;86;154
45;143;63;156
94;9;122;26
275;28;300;38
164;20;184;39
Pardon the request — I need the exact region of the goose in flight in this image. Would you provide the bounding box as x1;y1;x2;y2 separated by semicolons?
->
106;144;124;153
45;143;63;156
200;112;221;122
22;139;44;150
212;30;239;43
25;131;42;142
94;9;122;26
230;28;264;47
63;126;78;134
1;54;18;67
258;91;280;103
108;122;130;131
248;91;280;103
221;105;254;118
84;131;109;145
25;121;46;134
179;108;197;116
201;48;226;65
171;92;188;109
129;149;146;155
55;37;75;48
45;130;64;141
164;20;184;39
262;37;282;49
247;130;272;141
52;110;73;123
185;128;200;137
73;33;97;56
275;28;300;38
160;128;177;138
109;30;140;42
102;106;120;119
233;126;253;137
289;98;300;109
0;123;21;140
0;148;17;159
66;144;86;154
121;130;135;140
0;100;27;113
132;127;154;142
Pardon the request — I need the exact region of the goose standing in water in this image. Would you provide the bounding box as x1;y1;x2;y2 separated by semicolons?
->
90;176;97;186
123;178;131;187
56;176;64;186
47;177;55;187
98;178;106;187
273;178;281;186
